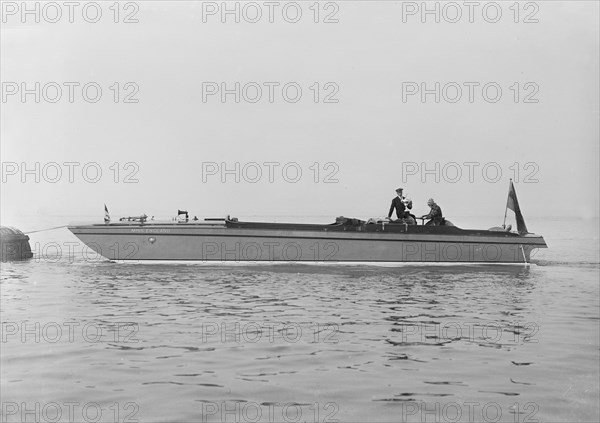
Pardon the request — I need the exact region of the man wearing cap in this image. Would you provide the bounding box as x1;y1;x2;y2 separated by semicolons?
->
387;188;406;220
420;198;444;225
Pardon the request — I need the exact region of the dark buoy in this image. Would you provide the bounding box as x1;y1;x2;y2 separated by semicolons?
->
1;226;34;262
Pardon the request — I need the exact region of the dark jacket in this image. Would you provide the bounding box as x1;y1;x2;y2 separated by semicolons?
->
388;197;406;219
423;203;443;224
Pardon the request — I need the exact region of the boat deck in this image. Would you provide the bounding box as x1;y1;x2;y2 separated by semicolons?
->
224;220;524;238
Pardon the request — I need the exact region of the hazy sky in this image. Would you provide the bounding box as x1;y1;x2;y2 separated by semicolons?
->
1;1;598;227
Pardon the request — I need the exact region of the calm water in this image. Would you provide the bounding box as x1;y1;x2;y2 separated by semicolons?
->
1;217;599;422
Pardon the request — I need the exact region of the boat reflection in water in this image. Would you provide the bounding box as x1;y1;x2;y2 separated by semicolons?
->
68;183;547;264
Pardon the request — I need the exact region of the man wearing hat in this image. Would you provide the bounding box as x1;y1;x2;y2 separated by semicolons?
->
420;198;444;225
387;187;407;220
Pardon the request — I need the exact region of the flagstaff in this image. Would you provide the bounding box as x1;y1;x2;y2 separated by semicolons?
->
503;179;512;229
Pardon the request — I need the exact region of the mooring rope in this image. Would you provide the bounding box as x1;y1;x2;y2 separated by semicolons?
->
25;225;69;234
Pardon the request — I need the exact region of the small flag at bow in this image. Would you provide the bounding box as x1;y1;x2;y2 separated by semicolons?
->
506;180;528;234
104;204;110;223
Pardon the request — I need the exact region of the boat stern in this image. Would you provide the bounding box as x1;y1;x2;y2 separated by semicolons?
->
520;233;548;262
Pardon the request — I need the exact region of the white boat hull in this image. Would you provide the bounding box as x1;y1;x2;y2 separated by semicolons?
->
68;222;547;264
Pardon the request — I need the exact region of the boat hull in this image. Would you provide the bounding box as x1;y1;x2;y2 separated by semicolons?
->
68;222;547;264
